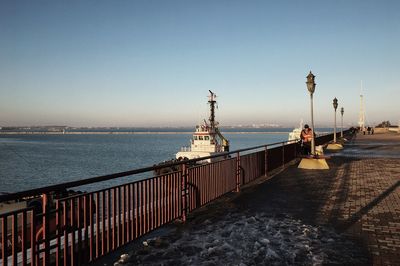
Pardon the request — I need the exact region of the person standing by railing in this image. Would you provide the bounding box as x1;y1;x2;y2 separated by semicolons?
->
301;124;313;155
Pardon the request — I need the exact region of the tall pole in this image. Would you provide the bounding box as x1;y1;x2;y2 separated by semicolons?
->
306;71;316;156
334;108;337;143
333;97;338;143
341;107;344;138
310;94;315;155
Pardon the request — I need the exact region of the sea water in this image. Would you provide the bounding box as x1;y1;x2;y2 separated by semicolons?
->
0;131;290;193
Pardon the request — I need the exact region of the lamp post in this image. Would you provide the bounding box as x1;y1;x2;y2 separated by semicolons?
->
333;98;338;143
306;71;316;155
340;107;344;138
298;71;329;169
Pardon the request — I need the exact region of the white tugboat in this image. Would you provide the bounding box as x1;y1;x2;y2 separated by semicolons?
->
176;90;229;163
288;119;303;142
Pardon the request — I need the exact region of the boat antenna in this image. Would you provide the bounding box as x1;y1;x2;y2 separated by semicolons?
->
208;90;217;130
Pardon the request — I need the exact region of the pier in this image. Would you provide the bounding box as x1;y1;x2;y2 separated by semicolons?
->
102;132;400;265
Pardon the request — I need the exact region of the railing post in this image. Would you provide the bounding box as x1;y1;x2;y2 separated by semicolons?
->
181;163;188;222
282;142;285;169
42;193;50;266
264;146;268;177
55;200;61;266
236;152;241;192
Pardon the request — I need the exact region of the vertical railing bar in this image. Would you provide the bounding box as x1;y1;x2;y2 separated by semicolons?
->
236;152;240;192
145;180;149;233
265;146;269;177
160;176;166;225
134;183;138;239
89;194;94;262
154;178;157;229
122;185;126;244
95;192;100;259
175;173;179;218
140;182;143;235
181;164;187;222
187;170;191;212
126;185;129;243
77;197;82;264
130;184;134;241
101;191;106;256
161;177;164;225
170;173;174;220
156;177;160;227
42;194;50;266
107;190;111;253
1;217;7;266
120;187;124;246
125;185;130;243
124;185;128;242
117;186;121;248
172;173;176;217
22;211;27;266
63;202;68;266
166;176;170;222
83;195;88;263
55;201;60;266
149;180;153;231
12;214;17;266
282;142;285;168
202;166;206;204
212;164;215;200
70;198;75;266
162;176;166;223
146;180;150;232
139;182;144;237
112;188;116;251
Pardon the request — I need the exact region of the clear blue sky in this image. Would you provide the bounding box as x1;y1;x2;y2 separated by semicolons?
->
1;0;399;127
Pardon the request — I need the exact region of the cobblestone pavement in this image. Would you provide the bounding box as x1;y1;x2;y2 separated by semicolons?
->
101;132;400;266
233;132;400;265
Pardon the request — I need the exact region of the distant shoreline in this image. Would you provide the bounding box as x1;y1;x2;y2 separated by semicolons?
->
0;131;292;135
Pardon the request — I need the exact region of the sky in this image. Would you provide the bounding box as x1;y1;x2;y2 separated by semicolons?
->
0;0;399;128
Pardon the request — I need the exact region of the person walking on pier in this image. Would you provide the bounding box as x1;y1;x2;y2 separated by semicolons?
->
301;124;313;155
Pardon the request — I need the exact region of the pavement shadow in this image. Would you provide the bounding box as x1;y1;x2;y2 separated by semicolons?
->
336;180;400;232
231;156;361;225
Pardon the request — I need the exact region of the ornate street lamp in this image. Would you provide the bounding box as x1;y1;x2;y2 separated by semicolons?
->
333;97;338;143
298;71;329;169
341;107;344;138
306;71;316;155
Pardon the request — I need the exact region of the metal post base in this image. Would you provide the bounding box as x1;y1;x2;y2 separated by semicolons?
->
298;158;329;169
326;143;344;150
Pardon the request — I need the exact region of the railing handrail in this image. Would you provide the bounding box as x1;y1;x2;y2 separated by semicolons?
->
0;131;344;203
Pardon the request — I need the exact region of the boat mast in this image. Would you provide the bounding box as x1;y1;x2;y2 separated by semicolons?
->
208;90;216;130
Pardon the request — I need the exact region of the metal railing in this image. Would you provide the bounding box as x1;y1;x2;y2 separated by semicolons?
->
0;130;351;265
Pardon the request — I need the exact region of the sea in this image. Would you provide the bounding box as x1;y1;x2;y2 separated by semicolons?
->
0;128;331;193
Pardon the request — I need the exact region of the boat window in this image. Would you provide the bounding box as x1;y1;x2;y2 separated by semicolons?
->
204;136;210;140
193;136;198;140
198;136;204;140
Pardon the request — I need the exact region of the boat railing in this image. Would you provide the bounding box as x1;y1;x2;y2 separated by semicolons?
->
0;129;353;265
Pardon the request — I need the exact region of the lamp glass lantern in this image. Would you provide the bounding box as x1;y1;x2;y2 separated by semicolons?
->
306;72;316;95
333;97;338;110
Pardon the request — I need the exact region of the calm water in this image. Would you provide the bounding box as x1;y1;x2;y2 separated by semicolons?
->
0;132;290;193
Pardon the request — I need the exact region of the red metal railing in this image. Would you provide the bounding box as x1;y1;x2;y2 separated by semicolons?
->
0;130;352;265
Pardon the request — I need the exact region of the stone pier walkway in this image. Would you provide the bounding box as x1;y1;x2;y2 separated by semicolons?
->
99;132;400;266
